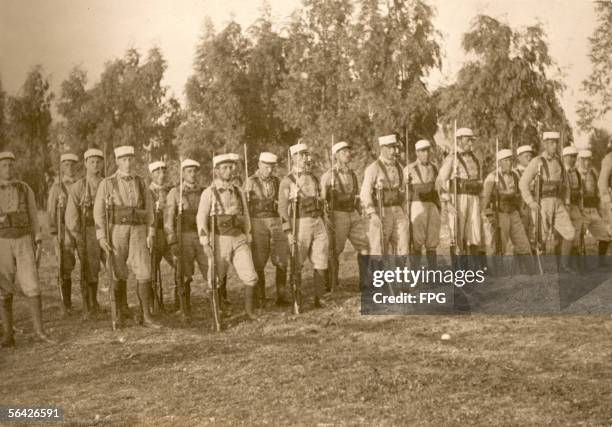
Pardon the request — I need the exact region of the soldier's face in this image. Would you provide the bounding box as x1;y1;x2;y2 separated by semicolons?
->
459;137;474;152
381;145;399;161
116;156;136;174
518;152;532;166
579;157;591;170
564;155;577;168
86;157;103;175
500;158;512;172
336;149;352;164
62;160;77;177
217;162;235;180
0;160;14;181
258;162;274;178
544;140;557;155
151;167;166;185
295;152;312;171
416;148;430;163
183;166;198;184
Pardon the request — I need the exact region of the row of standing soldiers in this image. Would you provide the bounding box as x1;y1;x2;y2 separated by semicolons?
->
2;127;612;344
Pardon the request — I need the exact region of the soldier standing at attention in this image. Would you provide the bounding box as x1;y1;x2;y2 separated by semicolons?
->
165;159;207;317
403;139;440;268
196;154;258;319
519;132;576;273
278;143;329;308
93;145;161;328
0;151;55;346
436;128;484;258
514;145;535;252
65;148;104;318
360;135;409;256
47;152;79;316
148;160;175;310
244;152;289;307
320;141;368;288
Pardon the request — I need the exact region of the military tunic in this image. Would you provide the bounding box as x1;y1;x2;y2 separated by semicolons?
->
404;161;440;253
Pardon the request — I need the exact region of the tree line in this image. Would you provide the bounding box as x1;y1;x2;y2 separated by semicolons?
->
0;0;609;206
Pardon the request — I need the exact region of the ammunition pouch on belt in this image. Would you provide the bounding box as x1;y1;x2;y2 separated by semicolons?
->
111;206;148;225
297;196;322;217
583;194;599;208
329;191;357;212
250;198;279;218
374;188;404;207
408;183;439;204
0;211;31;239
453;178;482;195
498;194;520;213
569;191;582;206
541;181;562;198
181;210;198;232
215;214;243;235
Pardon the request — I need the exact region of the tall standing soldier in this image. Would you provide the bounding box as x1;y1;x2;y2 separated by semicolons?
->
197;153;258;319
244;152;289;306
165;159;208;317
436;128;484;258
320;141;368;288
514;145;535;252
0;151;55;346
65;148;104;318
360;135;409;256
481;149;532;270
93;145;161;328
403;139;440;268
519;131;576;273
278;143;329;308
47;152;79;315
575;149;611;266
148;160;175;310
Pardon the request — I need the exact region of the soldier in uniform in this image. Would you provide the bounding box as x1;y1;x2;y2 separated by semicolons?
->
93;145;160;328
597;148;612;263
47;152;79;315
481;149;532;271
197;153;258;319
436;128;484;258
65;148;104;318
165;159;207;317
320;141;368;288
360;135;408;256
574;149;610;266
403;139;440;268
147;160;175;310
278;143;328;308
519;132;576;273
244;152;289;306
514;145;535;252
0;151;55;346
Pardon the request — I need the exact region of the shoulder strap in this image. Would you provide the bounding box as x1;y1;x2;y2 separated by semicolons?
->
351;170;358;195
332;169;347;195
211;186;225;215
539;157;550;179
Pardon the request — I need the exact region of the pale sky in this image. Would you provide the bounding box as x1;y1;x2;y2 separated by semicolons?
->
0;0;608;140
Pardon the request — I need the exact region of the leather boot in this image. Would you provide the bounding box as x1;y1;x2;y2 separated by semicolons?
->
1;295;15;347
117;280;131;318
173;286;180;313
313;269;327;309
184;279;192;317
88;282;99;313
112;281;124;326
256;270;266;308
80;279;92;320
138;281;161;328
27;296;57;344
219;276;229;305
61;277;72;316
275;267;289;306
357;254;366;291
559;239;577;274
244;286;257;320
598;240;610;268
326;258;337;293
426;250;437;270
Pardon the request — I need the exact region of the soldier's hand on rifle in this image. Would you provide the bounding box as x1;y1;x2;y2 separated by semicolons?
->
369;213;382;229
203;244;213;259
146;233;154;250
99;238;113;255
286;232;295;246
446;202;456;217
528;201;539;212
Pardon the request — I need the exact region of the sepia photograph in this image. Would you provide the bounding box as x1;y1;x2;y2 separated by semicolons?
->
0;0;611;425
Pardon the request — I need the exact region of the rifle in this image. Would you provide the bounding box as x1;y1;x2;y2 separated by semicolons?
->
174;161;187;318
287;149;301;314
406;173;413;254
493;138;502;257
150;198;162;313
79;179;92;315
209;157;222;331
104;188;119;330
56;154;67;311
533;163;544;275
449;121;460;268
327;136;338;293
